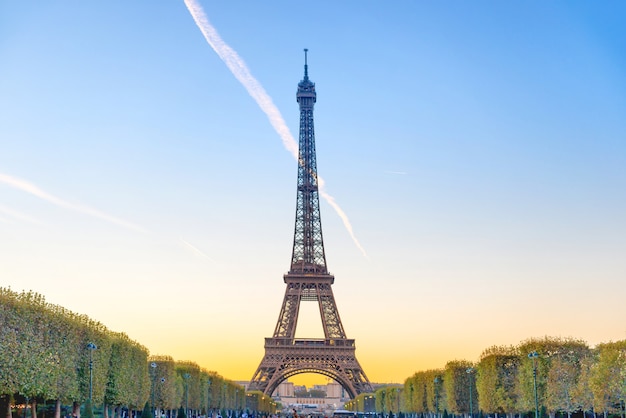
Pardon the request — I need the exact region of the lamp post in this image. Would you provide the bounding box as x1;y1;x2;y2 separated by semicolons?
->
87;342;97;401
184;373;191;418
528;351;539;418
207;379;212;418
466;368;474;418
621;398;625;418
434;377;440;418
150;362;157;417
235;389;240;417
158;378;166;418
396;388;400;418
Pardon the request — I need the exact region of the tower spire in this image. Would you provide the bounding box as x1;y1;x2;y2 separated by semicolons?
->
304;48;308;80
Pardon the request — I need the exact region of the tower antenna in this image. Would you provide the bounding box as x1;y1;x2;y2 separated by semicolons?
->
304;48;308;80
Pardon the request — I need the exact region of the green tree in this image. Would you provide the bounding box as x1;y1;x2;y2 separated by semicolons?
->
517;337;555;414
176;362;202;413
443;360;476;415
545;341;590;418
0;289;25;397
422;370;443;414
403;379;416;415
0;288;154;418
47;306;83;417
405;372;428;414
0;287;241;418
149;356;178;412
105;333;150;413
374;387;387;414
517;337;590;418
590;340;626;418
476;345;519;417
572;351;595;416
405;369;443;414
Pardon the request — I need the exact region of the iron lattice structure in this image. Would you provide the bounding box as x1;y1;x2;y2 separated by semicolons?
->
248;50;372;398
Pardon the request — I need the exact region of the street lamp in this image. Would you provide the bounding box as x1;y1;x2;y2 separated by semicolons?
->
87;342;97;401
184;373;191;418
158;378;166;418
207;379;212;418
150;362;157;417
528;351;539;418
396;388;400;418
235;389;239;417
434;377;440;418
466;368;474;418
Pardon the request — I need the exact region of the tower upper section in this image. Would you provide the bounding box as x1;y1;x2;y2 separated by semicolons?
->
297;49;316;107
288;49;329;277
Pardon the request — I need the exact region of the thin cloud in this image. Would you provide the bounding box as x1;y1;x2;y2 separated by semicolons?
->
0;172;145;233
0;203;44;225
179;238;216;263
384;170;408;175
183;0;367;257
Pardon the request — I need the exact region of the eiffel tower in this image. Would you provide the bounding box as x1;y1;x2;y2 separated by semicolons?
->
248;50;372;398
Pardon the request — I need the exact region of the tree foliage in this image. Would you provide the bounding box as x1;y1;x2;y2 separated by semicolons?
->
589;340;626;415
392;337;624;418
404;370;444;414
6;286;626;418
443;360;476;415
0;288;244;418
106;332;150;410
476;345;519;415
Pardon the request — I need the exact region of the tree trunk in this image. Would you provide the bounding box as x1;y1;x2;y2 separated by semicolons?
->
54;400;62;418
1;395;12;418
73;402;81;418
30;400;37;418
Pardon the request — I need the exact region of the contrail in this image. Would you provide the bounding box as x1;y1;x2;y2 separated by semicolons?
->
0;172;145;233
180;237;217;263
183;0;367;257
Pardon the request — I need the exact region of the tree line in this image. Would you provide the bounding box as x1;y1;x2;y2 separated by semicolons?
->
4;287;625;418
0;288;261;418
347;337;626;418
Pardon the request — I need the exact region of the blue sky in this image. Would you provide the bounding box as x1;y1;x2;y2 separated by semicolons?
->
1;1;625;386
